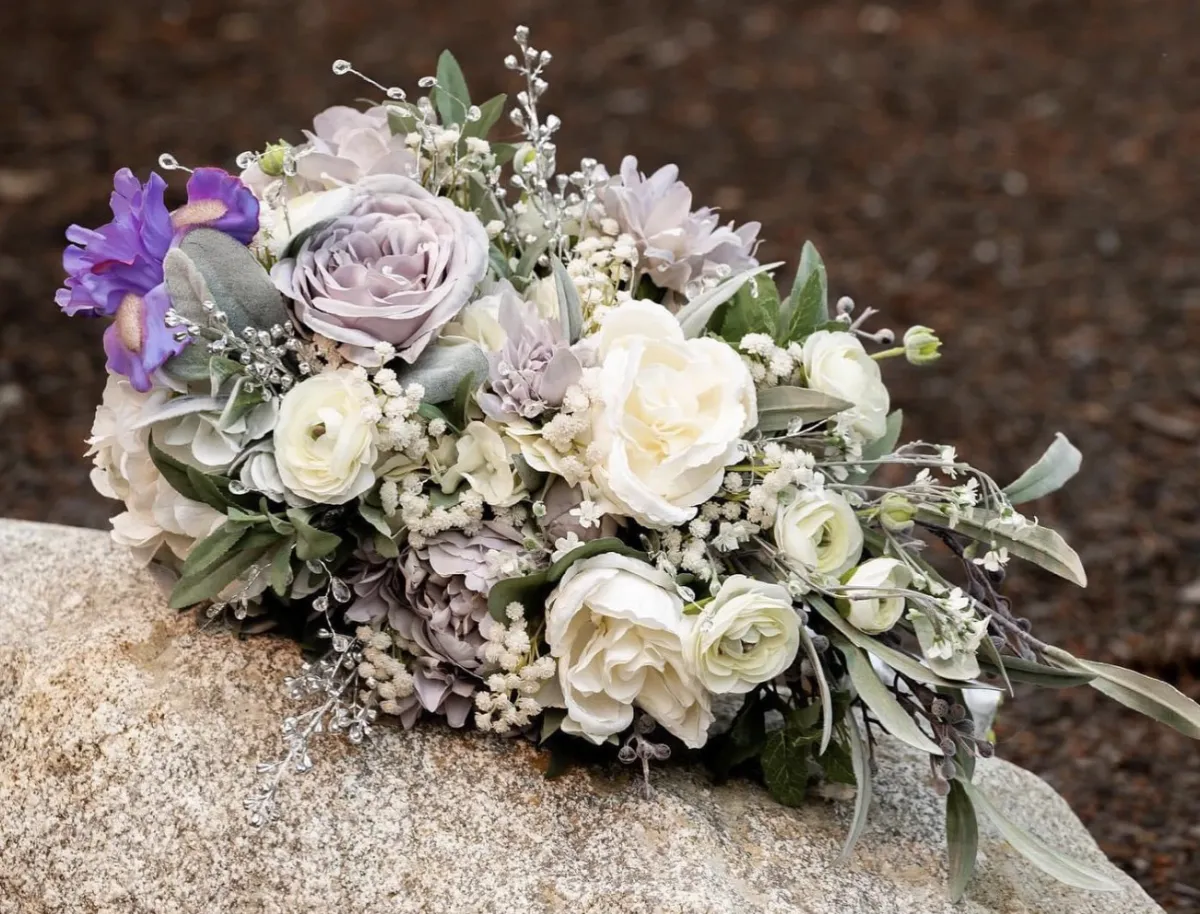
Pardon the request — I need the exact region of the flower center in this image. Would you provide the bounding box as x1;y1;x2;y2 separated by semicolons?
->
114;293;145;352
171;199;229;229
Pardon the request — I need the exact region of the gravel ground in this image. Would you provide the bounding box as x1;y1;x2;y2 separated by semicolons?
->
2;0;1198;908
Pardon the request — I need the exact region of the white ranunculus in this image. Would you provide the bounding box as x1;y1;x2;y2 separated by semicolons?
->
545;553;713;748
842;557;913;634
685;576;801;695
801;330;890;443
590;300;756;528
88;375;224;565
273;369;378;504
441;420;525;507
773;487;863;578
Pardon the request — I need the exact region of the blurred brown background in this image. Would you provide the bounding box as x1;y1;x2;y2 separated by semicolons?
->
1;0;1198;907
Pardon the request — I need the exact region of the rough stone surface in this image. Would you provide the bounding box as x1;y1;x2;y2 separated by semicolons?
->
0;520;1164;914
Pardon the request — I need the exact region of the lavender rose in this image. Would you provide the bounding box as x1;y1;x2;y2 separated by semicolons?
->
271;175;489;366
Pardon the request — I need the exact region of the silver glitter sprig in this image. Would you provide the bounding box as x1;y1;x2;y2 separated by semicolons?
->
244;630;376;827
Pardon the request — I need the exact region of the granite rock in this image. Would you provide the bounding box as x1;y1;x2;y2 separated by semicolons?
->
0;520;1163;914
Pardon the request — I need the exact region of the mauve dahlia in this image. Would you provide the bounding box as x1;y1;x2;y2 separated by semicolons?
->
271;175;489;366
602;156;760;295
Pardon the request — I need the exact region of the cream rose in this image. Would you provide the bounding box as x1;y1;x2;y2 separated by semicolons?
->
842;557;913;634
441;420;525;507
774;487;863;578
801;330;890;442
590;300;755;528
545;553;713;748
685;576;801;695
273;369;378;504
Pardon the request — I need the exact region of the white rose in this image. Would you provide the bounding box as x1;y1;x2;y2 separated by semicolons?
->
773;487;863;578
441;420;526;507
685;576;801;695
591;300;756;528
545;553;713;748
801;330;890;442
88;375;224;565
273;369;378;504
842;557;913;634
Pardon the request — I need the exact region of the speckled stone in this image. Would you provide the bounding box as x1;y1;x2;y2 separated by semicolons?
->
0;519;1163;914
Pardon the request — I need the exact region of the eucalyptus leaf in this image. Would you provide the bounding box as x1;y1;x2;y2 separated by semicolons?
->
978;650;1095;689
778;241;828;343
486;570;549;621
434;50;471;126
837;712;873;863
1044;648;1200;739
488;244;512;281
1003;433;1082;505
675;262;785;338
958;780;1120;892
467;172;505;226
417;401;458;433
398;341;489;406
755;386;853;433
915;506;1087;588
841;641;944;756
552;257;584;343
798;624;834;755
946;780;979;902
544;537;647;584
386;101;423;136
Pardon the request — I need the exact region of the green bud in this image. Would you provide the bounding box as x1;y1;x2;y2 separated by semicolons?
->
903;325;942;365
879;492;916;533
258;141;291;178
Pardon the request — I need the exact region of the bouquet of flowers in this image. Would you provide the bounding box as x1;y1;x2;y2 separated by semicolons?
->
60;26;1200;900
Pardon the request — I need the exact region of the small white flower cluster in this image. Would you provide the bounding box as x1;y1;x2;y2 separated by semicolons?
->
367;360;436;459
536;377;601;487
566;221;639;332
906;587;990;664
404;124;498;193
739;332;804;388
394;477;487;547
354;626;416;717
475;602;557;733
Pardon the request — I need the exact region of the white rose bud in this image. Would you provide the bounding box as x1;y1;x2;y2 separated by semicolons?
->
801;329;890;442
544;553;713;748
685;576;801;695
591;300;756;528
273;369;379;504
773;487;864;578
878;492;916;533
841;557;913;635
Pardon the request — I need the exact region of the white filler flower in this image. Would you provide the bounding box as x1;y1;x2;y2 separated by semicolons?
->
545;553;713;748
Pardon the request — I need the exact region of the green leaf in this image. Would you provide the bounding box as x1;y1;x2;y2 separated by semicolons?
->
147;436;205;504
978;651;1095;689
755;386;853;432
811;598;991;690
433;50;471;126
491;142;518;167
451;368;479;429
848;409;904;483
466;172;505;227
544;537;647;584
269;540;294;598
946;780;979;902
539;710;564;745
185;465;234;512
286;509;341;562
915;506;1087;588
707;689;768;780
1044;647;1200;739
717;274;781;344
169;528;280;610
819;740;856;785
462;92;507;140
514;233;551;282
417;401;458;433
1002;433;1082;505
837;712;873;862
958;780;1120;892
778;241;829;343
840;640;944;756
761;714;818;807
798;624;834;755
488;244;512;281
178;521;249;583
675;262;785;338
552;257;584;344
386;101;424;136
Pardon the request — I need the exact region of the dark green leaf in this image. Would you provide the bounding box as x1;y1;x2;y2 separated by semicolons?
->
718;274;781;344
169;528;280;609
147;436;205;504
487;570;550;621
185;465;235;512
269;540;294;598
798;624;834;755
462;92;507;140
386;101;424;136
847;409;904;484
761;716;817;807
819;740;856;785
178;521;249;583
433;50;471;126
544;537;647;584
491;142;518;167
778;241;828;343
707;690;768;780
539;710;564;746
286;509;341;561
946;780;979;902
675;262;785;338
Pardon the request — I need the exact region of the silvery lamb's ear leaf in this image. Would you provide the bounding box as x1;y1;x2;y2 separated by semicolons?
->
915;506;1087;587
434;49;471;126
676;262;785;338
755;386;852;432
397;341;489;405
797;624;834;755
956;780;1120;892
837;711;873;863
160;248;218;383
945;780;979;902
552;258;584;343
1002;433;1082;504
778;241;828;344
839;639;945;756
169;228;289;333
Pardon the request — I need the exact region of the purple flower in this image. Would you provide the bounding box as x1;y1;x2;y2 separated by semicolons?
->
57;167;260;391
